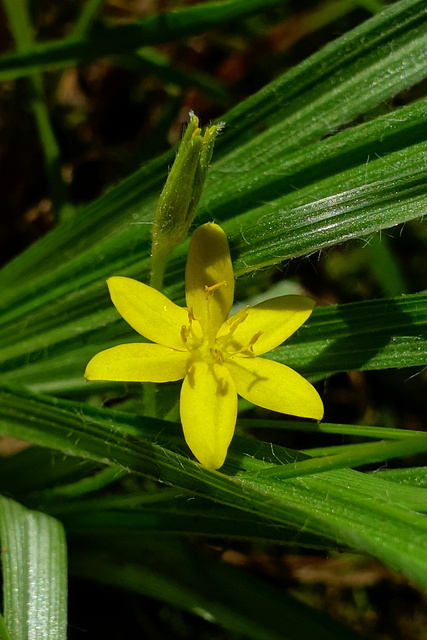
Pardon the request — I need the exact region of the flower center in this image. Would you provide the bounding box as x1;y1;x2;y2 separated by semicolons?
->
180;283;262;364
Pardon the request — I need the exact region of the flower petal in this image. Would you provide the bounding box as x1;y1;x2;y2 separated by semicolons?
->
85;343;189;382
180;359;237;470
185;223;234;342
227;356;324;420
108;276;188;350
218;295;315;356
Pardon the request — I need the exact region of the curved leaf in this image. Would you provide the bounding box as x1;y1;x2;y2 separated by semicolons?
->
1;385;427;588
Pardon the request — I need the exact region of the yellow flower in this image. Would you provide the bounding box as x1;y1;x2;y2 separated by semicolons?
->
85;223;323;470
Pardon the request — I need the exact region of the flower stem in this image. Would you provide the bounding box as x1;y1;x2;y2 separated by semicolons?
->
149;244;169;290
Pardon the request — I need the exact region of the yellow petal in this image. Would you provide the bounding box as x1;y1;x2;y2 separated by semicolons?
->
218;295;315;356
227;356;324;420
85;343;189;382
180;359;237;470
108;276;188;350
185;223;234;341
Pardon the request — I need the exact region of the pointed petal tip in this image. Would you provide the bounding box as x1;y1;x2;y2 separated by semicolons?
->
84;353;107;381
180;360;236;472
296;394;324;421
106;275;128;291
312;404;325;422
304;296;316;311
229;357;324;421
198;221;224;234
106;275;133;302
186;222;234;337
190;221;229;250
84;360;97;381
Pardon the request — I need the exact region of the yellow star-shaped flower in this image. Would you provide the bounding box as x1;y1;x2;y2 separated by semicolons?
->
85;222;323;469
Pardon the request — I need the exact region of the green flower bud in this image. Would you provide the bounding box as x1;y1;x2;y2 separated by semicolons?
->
150;112;223;289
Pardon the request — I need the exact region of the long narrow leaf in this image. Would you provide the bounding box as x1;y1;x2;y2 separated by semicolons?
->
1;292;425;393
0;614;11;640
0;496;67;640
1;385;427;587
239;419;427;440
1;99;427;381
257;437;427;480
0;0;287;81
2;1;427;293
70;536;364;640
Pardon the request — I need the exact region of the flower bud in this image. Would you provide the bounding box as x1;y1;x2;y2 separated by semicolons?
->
150;112;223;289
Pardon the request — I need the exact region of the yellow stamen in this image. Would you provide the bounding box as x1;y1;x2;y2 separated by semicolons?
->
228;331;263;357
211;348;224;364
181;308;203;352
248;331;263;349
187;307;201;323
226;306;249;334
204;281;227;299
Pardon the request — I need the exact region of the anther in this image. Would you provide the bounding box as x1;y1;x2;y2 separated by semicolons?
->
248;331;263;350
210;348;224;364
186;307;202;324
227;306;249;334
228;331;263;357
204;281;227;300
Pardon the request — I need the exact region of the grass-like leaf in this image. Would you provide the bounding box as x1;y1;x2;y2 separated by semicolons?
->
0;0;287;81
1;291;425;394
1;385;427;587
69;535;365;640
238;418;427;440
374;466;427;488
2;1;427;293
2;0;72;222
0;496;67;640
1;98;427;387
257;437;427;480
0;613;11;640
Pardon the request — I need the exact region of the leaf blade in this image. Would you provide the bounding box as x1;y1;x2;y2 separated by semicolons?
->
1;385;427;587
0;496;67;640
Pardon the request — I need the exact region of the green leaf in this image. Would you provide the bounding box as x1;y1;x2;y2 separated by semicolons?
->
2;0;73;222
273;291;427;376
0;613;12;640
0;445;126;505
69;0;106;39
257;437;427;481
365;234;408;297
1;102;427;389
119;48;233;106
56;496;334;547
3;1;427;292
69;536;365;640
0;496;67;640
238;418;427;440
1;291;425;394
373;466;427;488
0;0;287;81
1;385;427;588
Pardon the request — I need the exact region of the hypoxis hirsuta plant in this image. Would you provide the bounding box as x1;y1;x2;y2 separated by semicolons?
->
85;116;323;469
